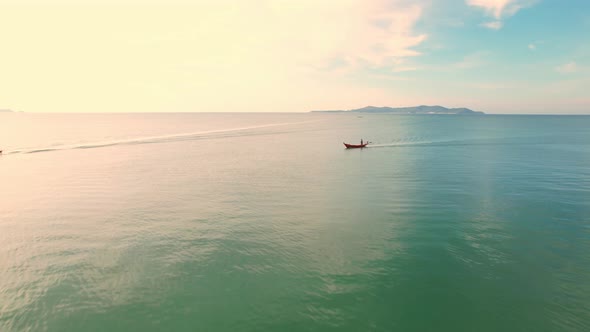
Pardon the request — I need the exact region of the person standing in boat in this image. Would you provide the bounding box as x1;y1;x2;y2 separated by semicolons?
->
361;139;363;145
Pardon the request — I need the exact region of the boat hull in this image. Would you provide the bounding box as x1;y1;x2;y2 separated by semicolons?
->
343;143;368;149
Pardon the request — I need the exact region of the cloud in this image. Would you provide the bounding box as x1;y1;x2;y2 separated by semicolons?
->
466;0;534;19
527;40;544;50
555;62;578;74
468;81;523;90
481;21;503;29
255;0;429;72
467;0;537;30
344;1;429;68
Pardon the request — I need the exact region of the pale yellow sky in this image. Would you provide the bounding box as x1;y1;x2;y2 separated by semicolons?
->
1;1;420;113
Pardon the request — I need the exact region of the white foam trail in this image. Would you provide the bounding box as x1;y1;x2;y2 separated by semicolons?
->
365;137;506;148
366;141;434;148
3;120;318;155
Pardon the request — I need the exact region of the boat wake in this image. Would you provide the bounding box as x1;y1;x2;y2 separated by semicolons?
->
3;120;316;156
366;141;436;148
365;136;548;149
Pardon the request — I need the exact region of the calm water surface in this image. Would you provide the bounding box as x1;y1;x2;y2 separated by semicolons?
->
1;113;590;331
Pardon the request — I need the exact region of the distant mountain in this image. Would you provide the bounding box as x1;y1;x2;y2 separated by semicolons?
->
0;109;14;112
312;105;484;115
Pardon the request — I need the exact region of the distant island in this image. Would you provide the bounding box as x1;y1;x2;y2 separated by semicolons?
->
312;105;484;115
0;109;14;112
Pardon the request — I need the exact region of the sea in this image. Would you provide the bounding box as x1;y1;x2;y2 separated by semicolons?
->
1;112;589;332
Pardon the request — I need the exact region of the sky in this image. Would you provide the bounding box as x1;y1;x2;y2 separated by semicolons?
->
0;0;588;114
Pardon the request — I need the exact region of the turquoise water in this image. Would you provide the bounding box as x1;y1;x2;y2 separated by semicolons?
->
1;113;590;331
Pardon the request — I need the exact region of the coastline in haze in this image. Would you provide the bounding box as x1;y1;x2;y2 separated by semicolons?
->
312;105;485;115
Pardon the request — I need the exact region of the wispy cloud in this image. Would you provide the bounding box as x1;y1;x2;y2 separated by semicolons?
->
528;40;544;50
481;21;503;29
348;1;429;68
467;81;524;90
467;0;537;29
555;62;578;74
466;0;535;19
301;0;429;74
423;51;490;72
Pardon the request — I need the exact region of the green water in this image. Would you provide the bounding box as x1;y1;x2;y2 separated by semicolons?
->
1;113;590;331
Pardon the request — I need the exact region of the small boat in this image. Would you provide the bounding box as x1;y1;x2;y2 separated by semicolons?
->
343;142;368;149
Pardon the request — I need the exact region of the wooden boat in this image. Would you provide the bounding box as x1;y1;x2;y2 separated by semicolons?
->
343;142;368;149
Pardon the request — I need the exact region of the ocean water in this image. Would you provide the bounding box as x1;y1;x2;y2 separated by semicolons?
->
1;112;590;331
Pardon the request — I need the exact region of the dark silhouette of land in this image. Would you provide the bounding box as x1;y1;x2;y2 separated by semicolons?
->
312;105;484;114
